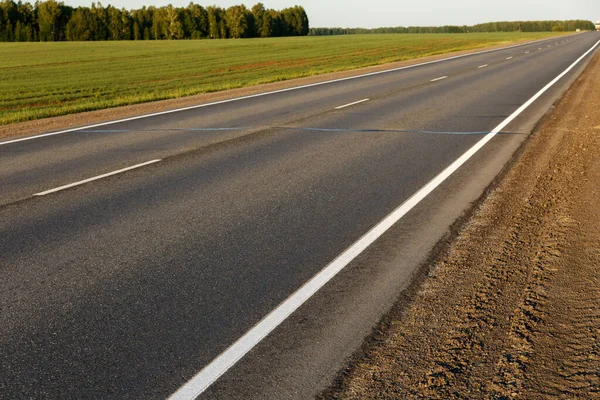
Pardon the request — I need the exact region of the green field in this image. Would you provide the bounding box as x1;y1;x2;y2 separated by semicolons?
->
0;32;564;125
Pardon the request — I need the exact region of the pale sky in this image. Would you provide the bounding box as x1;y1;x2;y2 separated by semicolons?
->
63;0;600;29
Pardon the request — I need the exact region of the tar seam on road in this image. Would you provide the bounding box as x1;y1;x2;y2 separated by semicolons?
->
167;37;600;400
34;159;162;196
0;35;576;148
335;99;370;110
82;127;493;135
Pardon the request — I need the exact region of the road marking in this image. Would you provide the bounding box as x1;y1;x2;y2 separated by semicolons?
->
478;64;488;69
0;36;575;147
525;51;530;54
430;76;448;82
34;159;162;196
167;36;600;400
334;98;370;110
506;56;513;60
538;48;543;50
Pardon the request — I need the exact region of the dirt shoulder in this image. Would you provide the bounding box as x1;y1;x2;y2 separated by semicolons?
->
321;53;600;398
0;36;561;141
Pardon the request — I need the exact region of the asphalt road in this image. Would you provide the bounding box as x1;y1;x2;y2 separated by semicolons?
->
1;32;599;399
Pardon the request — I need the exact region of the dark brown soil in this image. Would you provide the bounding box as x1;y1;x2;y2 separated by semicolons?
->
321;53;600;399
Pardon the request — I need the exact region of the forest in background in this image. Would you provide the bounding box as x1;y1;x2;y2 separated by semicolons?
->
1;0;595;43
0;0;308;41
309;20;596;36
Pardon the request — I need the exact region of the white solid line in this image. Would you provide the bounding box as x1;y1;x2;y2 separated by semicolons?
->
34;159;162;196
430;76;448;82
334;98;370;109
167;36;600;400
478;64;488;68
506;56;513;60
0;36;574;148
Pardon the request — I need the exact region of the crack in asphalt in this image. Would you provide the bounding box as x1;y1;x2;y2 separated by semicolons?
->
80;127;499;136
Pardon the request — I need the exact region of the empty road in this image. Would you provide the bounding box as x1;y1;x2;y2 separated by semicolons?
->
1;32;599;399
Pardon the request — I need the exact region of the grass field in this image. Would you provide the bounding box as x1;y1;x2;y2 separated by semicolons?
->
0;32;564;125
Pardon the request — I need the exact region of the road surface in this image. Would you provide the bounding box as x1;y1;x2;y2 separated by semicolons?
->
1;32;599;399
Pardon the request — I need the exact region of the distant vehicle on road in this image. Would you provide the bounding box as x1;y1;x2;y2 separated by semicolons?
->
596;21;600;31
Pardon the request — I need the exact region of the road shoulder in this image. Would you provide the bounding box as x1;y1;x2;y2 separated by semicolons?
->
321;52;600;399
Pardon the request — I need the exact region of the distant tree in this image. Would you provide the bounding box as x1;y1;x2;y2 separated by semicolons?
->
107;6;130;40
133;20;139;39
66;8;93;40
14;1;35;41
151;6;166;39
207;6;224;38
279;7;292;36
294;6;309;35
89;2;108;40
165;5;182;39
251;2;264;37
37;0;62;41
261;8;280;37
0;0;17;41
131;6;151;39
5;18;13;40
14;20;21;40
0;7;5;41
225;5;252;38
119;8;131;39
279;6;307;36
182;2;208;38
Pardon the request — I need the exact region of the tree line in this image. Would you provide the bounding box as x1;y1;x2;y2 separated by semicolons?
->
0;0;309;41
309;20;596;36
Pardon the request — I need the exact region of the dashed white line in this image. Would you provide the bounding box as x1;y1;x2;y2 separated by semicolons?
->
167;34;600;400
538;47;543;50
478;64;488;69
525;51;530;54
506;56;513;60
34;159;162;196
334;98;370;110
430;76;448;82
